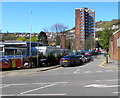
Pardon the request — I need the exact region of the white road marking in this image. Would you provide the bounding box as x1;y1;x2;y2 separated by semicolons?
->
73;69;80;74
95;79;120;82
0;85;10;88
84;71;91;73
20;82;68;94
1;82;68;87
113;92;120;94
20;83;58;94
105;70;113;72
96;71;102;73
1;93;67;96
84;84;120;88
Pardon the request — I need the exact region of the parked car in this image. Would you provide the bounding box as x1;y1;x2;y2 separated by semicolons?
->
97;51;101;54
60;55;81;67
84;55;92;62
76;55;86;63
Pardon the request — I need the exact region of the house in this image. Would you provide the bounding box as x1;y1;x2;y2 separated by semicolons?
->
109;29;120;65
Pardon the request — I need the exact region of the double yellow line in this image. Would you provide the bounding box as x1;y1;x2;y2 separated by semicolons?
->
97;56;118;69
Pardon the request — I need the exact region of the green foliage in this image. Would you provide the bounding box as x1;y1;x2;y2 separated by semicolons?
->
16;37;27;41
47;52;56;66
55;34;61;45
2;33;17;41
27;36;38;42
38;31;48;46
55;53;63;64
99;29;113;49
66;39;71;49
102;21;113;29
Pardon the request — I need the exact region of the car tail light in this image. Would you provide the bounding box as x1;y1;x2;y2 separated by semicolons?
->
67;59;72;61
60;59;63;61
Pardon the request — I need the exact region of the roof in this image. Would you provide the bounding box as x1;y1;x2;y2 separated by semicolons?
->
113;29;120;35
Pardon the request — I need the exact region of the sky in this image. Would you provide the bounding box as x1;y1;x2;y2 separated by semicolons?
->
1;2;119;33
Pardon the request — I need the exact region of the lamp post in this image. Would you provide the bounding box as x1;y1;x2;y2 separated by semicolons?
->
37;39;39;67
29;11;32;57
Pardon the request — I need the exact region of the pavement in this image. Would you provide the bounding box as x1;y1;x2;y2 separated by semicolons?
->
97;54;118;69
0;65;61;77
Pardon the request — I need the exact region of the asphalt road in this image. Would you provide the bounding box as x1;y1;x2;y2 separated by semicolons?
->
1;55;119;97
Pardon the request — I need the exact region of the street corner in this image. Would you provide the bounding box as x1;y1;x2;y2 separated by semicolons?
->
97;57;118;69
102;62;118;69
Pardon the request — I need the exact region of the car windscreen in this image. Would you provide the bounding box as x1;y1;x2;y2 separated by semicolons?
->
63;55;74;58
77;55;82;57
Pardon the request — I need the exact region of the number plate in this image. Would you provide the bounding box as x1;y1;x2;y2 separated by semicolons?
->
63;60;67;62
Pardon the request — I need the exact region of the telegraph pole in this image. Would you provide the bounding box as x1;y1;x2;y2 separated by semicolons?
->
29;11;32;57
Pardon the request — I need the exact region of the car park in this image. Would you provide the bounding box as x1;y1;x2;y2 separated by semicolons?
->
60;55;81;67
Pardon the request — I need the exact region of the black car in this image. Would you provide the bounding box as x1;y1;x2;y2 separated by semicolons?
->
84;55;92;61
60;55;81;67
76;55;86;63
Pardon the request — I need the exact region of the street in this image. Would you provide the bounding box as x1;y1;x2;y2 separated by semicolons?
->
1;55;119;96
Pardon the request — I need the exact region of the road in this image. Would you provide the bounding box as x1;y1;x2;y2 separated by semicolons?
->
1;55;119;97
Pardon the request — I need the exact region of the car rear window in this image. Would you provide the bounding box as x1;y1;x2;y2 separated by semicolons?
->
63;55;75;58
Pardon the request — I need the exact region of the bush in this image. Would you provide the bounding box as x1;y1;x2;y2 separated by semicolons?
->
47;52;56;66
55;54;63;65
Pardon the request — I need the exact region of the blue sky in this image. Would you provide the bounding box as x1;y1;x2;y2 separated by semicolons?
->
2;2;118;33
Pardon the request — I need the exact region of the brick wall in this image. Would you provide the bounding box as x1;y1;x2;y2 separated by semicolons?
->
110;30;120;64
61;35;66;49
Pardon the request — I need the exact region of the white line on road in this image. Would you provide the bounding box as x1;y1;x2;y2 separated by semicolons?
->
0;85;11;88
73;69;80;74
96;79;120;81
96;79;120;82
105;70;113;72
113;92;120;94
84;71;91;73
20;82;68;94
20;83;58;94
1;82;68;87
1;93;67;96
84;84;120;88
96;71;102;73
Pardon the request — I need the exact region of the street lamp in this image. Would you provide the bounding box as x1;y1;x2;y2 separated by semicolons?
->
29;11;32;57
37;39;40;67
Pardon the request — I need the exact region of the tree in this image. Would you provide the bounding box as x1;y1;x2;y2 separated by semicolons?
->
99;29;113;50
16;37;26;41
50;23;68;45
50;23;68;33
2;33;17;41
38;31;48;46
31;36;38;42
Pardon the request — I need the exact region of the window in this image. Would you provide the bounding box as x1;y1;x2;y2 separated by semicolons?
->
117;37;120;47
0;47;3;51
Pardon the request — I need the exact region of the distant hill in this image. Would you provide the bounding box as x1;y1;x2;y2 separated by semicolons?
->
95;19;120;28
69;19;120;31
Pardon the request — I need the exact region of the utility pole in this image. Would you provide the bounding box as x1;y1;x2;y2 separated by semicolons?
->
29;11;32;57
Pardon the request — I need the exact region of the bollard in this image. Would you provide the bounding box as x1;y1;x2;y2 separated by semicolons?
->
106;55;109;63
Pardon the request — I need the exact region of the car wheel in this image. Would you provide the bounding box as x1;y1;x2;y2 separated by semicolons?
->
61;65;64;67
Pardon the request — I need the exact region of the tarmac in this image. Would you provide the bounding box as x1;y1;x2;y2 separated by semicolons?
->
0;65;62;77
97;54;118;69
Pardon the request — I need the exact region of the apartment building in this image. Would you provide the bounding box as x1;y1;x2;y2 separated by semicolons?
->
75;7;95;50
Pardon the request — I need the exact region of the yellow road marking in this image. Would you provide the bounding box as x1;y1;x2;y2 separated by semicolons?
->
97;56;118;69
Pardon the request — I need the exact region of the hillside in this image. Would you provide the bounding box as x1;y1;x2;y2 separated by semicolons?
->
69;19;120;30
95;19;120;28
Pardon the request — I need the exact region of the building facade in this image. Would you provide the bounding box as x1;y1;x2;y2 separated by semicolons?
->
75;7;95;50
110;29;120;65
